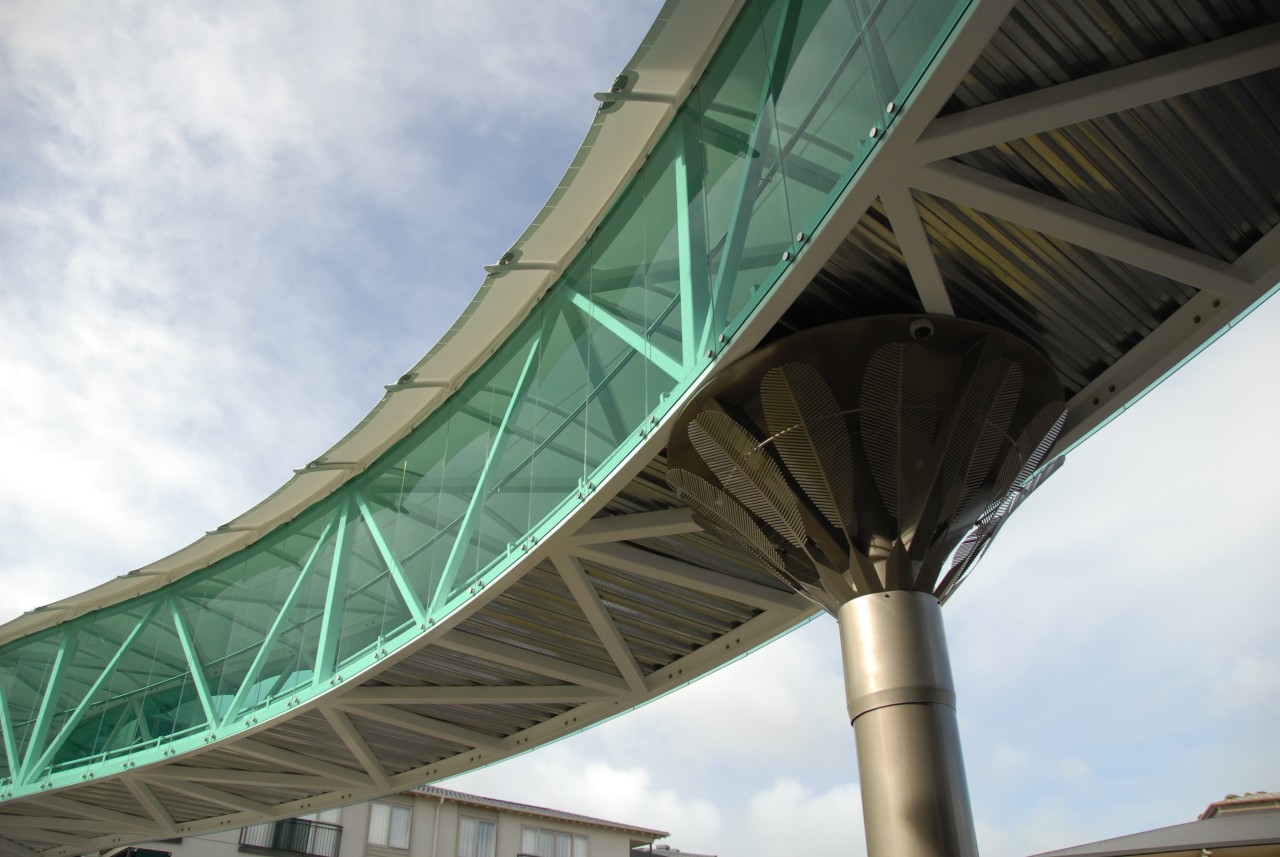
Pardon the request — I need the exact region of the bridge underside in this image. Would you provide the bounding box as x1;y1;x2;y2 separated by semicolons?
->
2;0;1278;853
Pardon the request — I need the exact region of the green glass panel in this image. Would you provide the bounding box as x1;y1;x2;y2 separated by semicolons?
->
590;146;685;423
771;0;881;235
535;259;594;487
478;320;546;564
38;632;98;768
334;505;414;667
221;506;337;716
643;131;686;381
381;417;451;607
441;336;529;600
584;337;649;452
46;604;149;768
121;606;205;749
590;169;649;340
430;392;493;605
871;0;958;109
260;530;333;704
1;632;62;773
465;330;541;590
695;0;793;335
173;577;232;723
230;510;335;715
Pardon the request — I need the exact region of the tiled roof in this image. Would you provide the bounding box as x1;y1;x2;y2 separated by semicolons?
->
1200;791;1280;820
1031;798;1280;857
406;785;669;840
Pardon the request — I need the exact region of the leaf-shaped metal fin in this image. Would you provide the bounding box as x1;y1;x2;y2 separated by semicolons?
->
668;468;785;575
935;455;1066;602
861;342;938;531
760;363;855;537
690;410;808;549
938;354;1023;525
995;402;1067;496
668;469;838;613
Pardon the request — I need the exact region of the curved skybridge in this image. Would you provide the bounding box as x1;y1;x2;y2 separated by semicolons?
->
2;0;1278;854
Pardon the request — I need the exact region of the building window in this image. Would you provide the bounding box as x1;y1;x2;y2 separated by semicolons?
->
368;802;411;849
520;826;587;857
458;817;496;857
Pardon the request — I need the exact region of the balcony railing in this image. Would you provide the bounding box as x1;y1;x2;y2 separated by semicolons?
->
239;818;342;857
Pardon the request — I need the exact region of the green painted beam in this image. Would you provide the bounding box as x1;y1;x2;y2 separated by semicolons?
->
17;632;77;784
28;602;160;779
316;497;352;683
353;493;428;628
435;335;543;606
168;598;218;732
221;513;338;727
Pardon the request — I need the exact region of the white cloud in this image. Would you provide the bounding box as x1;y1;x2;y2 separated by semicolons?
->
450;751;722;850
600;620;854;776
449;744;867;857
744;779;865;857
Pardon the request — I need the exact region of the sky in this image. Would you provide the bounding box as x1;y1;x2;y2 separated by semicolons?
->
1;3;1277;857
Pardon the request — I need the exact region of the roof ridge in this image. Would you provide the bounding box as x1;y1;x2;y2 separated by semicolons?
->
406;784;669;839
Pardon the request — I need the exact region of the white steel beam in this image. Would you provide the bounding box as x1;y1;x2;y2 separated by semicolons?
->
1234;223;1280;290
139;767;332;789
25;795;156;831
320;707;391;790
333;704;506;753
573;542;805;612
909;160;1253;300
122;778;177;832
0;819;148;833
553;553;649;694
884;0;1021;147
0;830;92;850
880;183;954;315
570;508;700;546
232;738;370;786
337;684;613;706
0;835;42;857
1056;290;1233;452
434;631;630;695
140;778;268;816
914;21;1280;162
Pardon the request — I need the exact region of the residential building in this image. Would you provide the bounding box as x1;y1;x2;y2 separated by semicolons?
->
121;786;667;857
1031;791;1280;856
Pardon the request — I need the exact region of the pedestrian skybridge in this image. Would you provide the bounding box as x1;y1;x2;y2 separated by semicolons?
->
2;0;1278;853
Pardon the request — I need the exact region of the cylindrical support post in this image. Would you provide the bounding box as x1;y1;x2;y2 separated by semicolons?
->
838;591;978;857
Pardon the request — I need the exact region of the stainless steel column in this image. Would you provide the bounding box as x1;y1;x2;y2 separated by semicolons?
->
839;591;978;857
